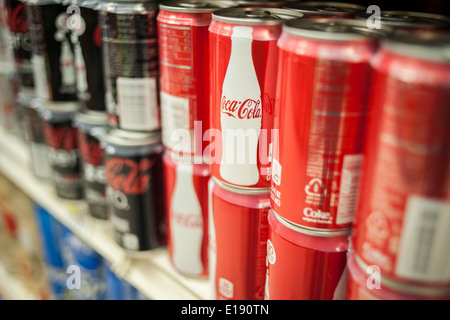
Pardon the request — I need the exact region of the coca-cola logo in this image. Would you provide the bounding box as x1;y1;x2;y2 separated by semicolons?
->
172;213;203;228
44;125;78;151
8;3;27;34
221;96;262;119
79;137;103;166
303;208;332;221
105;157;155;195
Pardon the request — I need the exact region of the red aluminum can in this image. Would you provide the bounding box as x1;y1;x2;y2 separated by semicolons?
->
265;209;349;300
345;251;450;300
209;7;303;190
271;19;388;231
351;32;450;288
163;152;211;277
157;0;236;158
355;11;450;33
284;1;365;18
209;177;270;300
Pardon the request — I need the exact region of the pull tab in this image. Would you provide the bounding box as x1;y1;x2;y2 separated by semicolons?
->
245;10;272;18
180;1;207;8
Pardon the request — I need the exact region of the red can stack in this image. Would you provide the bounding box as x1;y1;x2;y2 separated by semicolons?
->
347;31;450;300
208;7;302;300
157;0;236;278
267;18;389;299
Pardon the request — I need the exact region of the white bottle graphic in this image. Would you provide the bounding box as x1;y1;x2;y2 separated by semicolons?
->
171;163;204;275
72;34;88;95
60;38;76;88
207;178;217;299
220;26;262;186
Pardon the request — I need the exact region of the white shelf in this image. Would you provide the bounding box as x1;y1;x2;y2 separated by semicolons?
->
0;127;210;300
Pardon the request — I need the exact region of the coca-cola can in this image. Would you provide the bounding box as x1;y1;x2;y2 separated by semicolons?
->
355;11;450;33
26;0;78;103
265;209;349;300
209;7;303;190
346;251;450;300
4;0;34;92
67;0;106;112
99;0;160;130
40;102;83;200
163;151;211;277
271;19;389;231
20;96;53;180
284;1;365;18
157;0;236;158
351;32;450;288
74;110;109;220
209;177;270;300
104;128;166;253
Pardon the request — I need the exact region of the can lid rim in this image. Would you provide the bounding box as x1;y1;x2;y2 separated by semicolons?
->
212;177;270;195
74;110;109;127
272;209;352;237
283;18;392;41
212;7;304;25
355;10;450;28
284;1;365;16
103;128;161;147
353;253;450;296
159;0;237;13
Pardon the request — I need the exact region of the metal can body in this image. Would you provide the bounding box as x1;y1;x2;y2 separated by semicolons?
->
265;209;349;300
345;251;450;300
104;129;166;253
163;152;210;277
5;0;34;91
71;0;106;111
209;8;302;190
271;19;380;230
75;110;109;220
99;0;160;130
351;34;450;287
41;103;83;200
284;1;365;18
26;0;77;103
157;1;235;157
209;178;270;300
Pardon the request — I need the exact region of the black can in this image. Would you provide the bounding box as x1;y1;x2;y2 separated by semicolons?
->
99;0;160;131
67;0;106;111
20;96;53;180
26;0;78;102
104;129;166;253
75;110;109;220
5;0;34;91
40;102;83;200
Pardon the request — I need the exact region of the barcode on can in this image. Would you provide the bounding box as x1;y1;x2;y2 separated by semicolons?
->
336;154;363;225
395;196;450;282
117;77;159;131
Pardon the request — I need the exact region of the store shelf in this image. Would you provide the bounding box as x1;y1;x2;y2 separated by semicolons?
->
0;127;210;300
0;262;37;300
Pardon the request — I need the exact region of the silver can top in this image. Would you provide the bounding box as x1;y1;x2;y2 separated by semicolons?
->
159;0;237;13
212;7;303;25
272;209;352;237
283;18;392;41
103;128;161;147
284;1;365;17
74;110;109;127
212;177;270;195
355;10;450;30
382;30;450;62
